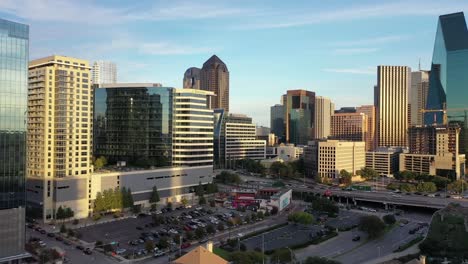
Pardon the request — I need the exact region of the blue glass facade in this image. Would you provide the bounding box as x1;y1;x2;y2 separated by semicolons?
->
94;86;173;166
425;12;468;154
0;18;28;260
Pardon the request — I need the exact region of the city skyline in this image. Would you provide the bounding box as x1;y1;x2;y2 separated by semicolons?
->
1;1;468;126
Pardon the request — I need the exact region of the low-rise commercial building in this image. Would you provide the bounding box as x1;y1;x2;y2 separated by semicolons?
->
317;140;366;180
366;147;403;177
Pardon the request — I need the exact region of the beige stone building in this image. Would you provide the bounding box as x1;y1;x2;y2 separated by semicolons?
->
317;140;366;179
27;56;93;221
314;96;334;139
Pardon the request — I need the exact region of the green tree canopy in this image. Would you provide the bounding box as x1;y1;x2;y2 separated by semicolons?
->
271;248;292;263
304;256;342;264
339;169;352;185
216;171;242;184
229;251;266;264
382;214;396;225
288;211;314;225
93;156;107;170
448;180;468;194
358;167;379;180
312;197;339;215
416;182;437;193
359;215;386;239
149;186;160;204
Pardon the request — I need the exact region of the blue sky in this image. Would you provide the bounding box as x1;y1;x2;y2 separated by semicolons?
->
1;0;468;126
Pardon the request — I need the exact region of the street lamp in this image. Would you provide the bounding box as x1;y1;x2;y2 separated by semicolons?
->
286;247;294;263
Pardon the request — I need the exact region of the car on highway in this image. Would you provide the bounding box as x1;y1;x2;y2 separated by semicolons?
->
153;250;165;257
181;242;191;249
452;195;462;199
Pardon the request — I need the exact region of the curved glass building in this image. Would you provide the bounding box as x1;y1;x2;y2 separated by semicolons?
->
425;12;468;154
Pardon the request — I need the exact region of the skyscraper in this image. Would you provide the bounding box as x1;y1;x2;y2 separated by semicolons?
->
375;66;410;147
314;96;334;139
183;67;201;89
409;71;430;126
330;113;369;149
91;61;117;84
200;55;229;111
425;12;468;154
27;56;93;221
0;18;29;262
270;104;285;142
356;105;376;151
285;90;315;145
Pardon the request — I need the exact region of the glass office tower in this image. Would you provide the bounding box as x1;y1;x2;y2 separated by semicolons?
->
0;18;29;262
425;12;468;154
94;84;173;166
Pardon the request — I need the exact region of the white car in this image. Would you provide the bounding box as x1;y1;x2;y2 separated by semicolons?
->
169;229;178;234
427;194;436;198
155;210;162;215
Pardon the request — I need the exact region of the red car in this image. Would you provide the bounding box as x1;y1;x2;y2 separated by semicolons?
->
181;242;191;249
183;225;192;231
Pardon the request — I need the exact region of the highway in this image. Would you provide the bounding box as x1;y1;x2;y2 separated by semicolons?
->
294;186;468;209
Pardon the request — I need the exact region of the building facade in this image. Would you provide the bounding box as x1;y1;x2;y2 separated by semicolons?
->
0;18;29;262
330;113;369;149
317;140;366;179
94;84;214;168
91;61;117;85
314;96;334;139
425;12;468;155
356;105;376;151
409;71;430;126
270;104;285;142
27;56;93;221
200;55;229;112
375;66;410;147
285;90;315;145
214;111;266;168
366;147;402;177
183;67;201;89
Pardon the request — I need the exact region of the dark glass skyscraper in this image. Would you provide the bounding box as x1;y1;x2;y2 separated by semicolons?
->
94;84;173;166
0;18;29;262
425;12;468;154
285;90;315;145
200;55;229;112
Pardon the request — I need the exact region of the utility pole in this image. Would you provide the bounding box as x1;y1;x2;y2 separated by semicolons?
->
262;233;265;264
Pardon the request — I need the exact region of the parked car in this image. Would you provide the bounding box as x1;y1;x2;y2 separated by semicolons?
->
181;242;191;249
153;250;165;257
115;248;127;255
352;235;361;241
76;245;85;250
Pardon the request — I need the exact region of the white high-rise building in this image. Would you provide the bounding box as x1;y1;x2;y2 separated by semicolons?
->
92;61;117;84
409;71;430;126
314;96;334;139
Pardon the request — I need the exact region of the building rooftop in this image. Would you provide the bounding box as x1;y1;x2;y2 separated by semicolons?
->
172;246;228;264
439;12;468;51
97;83;163;88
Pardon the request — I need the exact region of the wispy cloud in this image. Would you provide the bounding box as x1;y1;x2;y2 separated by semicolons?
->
323;68;375;75
331;35;409;47
236;1;468;30
333;48;379;55
139;43;216;55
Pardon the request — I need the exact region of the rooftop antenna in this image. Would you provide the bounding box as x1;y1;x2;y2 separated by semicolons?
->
418;58;421;71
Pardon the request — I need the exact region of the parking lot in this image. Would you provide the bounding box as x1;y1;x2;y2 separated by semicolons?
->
242;224;324;252
325;210;362;231
77;205;262;259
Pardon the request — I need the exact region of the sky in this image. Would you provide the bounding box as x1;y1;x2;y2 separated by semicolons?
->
1;0;468;126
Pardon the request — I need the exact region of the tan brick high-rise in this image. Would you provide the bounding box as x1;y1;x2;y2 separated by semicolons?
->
375;66;410;148
200;55;229;111
356;105;376;150
27;56;93;221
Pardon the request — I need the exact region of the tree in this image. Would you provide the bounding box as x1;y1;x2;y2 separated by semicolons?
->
196;182;205;197
181;197;189;207
186;231;194;241
400;183;416;193
206;183;218;194
217;222;225;231
304;256;342;264
199;196;206;205
395;171;416;181
229;251;265;264
256;211;264;220
158;237;169;249
288;212;314;225
64;207;74;218
56;206;65;220
149;186;160;204
359;215;386;239
271;248;292;263
447;180;468;194
270;207;279;215
207;224;216;234
60;224;67;233
94;156;107;170
416;182;437;193
358;167;379;180
145;240;155;252
339;169;352;185
312;197;339;215
126;188;134;208
195;227;206;239
383;214;396;225
386;183;400;190
216;171;242;184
